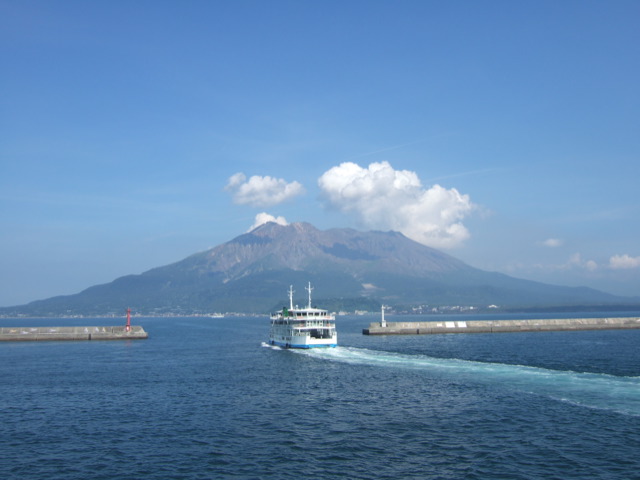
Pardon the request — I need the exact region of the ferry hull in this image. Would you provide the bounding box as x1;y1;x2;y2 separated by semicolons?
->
270;339;337;349
269;332;338;349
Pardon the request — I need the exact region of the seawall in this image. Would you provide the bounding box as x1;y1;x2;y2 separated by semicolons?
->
363;317;640;335
0;325;149;341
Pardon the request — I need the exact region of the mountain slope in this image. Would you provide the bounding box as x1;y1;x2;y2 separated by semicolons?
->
2;222;632;316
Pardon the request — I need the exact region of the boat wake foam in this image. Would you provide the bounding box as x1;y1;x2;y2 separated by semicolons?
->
296;346;640;417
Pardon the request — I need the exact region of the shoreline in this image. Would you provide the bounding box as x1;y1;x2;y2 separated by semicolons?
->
363;317;640;335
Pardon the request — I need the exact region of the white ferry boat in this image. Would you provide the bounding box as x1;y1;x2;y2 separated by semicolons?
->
269;283;337;348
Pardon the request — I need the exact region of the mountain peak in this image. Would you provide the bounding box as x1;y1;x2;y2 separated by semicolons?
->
250;221;317;237
217;221;470;280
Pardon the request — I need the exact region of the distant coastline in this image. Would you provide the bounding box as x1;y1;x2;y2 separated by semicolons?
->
2;303;640;320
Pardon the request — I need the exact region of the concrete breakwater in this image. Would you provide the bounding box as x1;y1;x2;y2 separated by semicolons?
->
363;317;640;335
0;325;148;341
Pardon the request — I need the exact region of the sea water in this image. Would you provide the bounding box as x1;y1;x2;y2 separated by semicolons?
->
1;313;639;479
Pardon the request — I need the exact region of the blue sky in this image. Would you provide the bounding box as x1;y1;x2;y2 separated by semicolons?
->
1;0;639;306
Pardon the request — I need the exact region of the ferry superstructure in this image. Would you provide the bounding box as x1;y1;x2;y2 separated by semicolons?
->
269;283;337;348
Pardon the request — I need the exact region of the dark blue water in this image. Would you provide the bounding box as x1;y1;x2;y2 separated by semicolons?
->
1;313;640;479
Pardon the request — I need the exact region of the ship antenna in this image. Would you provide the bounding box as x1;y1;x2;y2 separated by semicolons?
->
306;282;313;309
288;285;294;310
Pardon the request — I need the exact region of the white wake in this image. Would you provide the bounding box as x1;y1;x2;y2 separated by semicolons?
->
295;346;640;416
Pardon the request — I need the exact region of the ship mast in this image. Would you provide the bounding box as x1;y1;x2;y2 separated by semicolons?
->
288;285;294;310
306;282;313;309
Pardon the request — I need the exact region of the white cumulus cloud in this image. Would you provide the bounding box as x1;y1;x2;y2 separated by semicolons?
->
225;173;304;207
318;161;475;249
609;254;640;270
248;212;288;232
567;253;598;271
541;238;563;248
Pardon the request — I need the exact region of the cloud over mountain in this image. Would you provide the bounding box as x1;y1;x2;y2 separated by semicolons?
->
248;212;288;231
566;253;598;272
226;173;304;207
318;161;475;249
609;254;640;270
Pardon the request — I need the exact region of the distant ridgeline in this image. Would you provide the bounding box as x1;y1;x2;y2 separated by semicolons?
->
1;223;637;317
